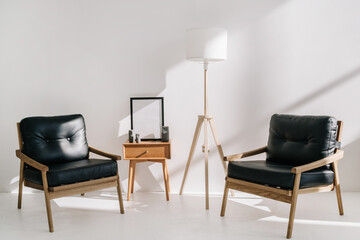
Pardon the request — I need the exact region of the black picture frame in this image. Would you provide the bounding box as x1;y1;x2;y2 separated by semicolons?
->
130;97;164;141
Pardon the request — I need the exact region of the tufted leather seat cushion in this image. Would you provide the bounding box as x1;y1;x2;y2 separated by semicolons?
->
266;114;338;165
228;160;334;189
24;159;118;187
20;114;89;164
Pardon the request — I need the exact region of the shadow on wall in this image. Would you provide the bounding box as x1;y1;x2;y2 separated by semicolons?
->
108;1;290;193
4;0;290;193
88;0;358;194
281;66;360;113
220;65;360;155
114;66;360;195
9;48;360;196
159;65;360;193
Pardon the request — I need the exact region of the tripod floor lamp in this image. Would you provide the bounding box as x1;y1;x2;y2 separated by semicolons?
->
179;28;231;209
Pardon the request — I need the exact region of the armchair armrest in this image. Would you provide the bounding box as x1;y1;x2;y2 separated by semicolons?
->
224;146;267;162
89;146;121;160
15;150;49;172
291;150;344;174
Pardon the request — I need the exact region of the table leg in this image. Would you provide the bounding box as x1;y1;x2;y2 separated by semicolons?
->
127;160;134;201
162;160;170;201
131;162;136;193
166;162;170;192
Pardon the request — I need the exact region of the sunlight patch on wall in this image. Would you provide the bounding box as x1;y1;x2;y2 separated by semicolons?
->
10;176;19;184
118;115;131;138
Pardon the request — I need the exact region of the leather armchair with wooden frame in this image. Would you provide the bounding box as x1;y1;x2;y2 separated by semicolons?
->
220;114;344;238
16;114;125;232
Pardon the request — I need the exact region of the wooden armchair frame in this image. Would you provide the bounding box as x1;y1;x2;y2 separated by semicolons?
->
16;123;125;232
221;121;344;239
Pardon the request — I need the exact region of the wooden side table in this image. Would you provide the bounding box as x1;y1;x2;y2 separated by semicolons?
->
122;141;171;201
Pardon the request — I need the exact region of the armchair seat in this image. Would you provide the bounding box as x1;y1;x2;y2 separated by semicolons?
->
228;160;334;190
24;159;118;187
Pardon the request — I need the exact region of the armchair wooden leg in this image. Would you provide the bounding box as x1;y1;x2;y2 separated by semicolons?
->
220;181;229;217
116;174;125;214
17;161;25;209
41;171;54;232
332;161;344;215
335;184;344;215
287;173;301;239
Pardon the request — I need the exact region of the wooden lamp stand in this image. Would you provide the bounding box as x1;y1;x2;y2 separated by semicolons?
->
179;62;231;209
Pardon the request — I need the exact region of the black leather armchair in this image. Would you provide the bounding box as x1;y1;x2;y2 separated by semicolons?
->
221;114;344;238
15;114;125;232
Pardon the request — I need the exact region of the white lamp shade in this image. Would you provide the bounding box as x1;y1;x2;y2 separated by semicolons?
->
186;28;227;62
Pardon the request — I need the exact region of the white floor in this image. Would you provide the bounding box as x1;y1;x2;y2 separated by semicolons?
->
0;191;360;240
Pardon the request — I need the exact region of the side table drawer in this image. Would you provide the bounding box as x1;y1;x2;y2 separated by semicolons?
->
123;143;171;159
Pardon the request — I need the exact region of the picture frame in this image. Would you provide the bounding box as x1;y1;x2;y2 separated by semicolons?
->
130;97;164;141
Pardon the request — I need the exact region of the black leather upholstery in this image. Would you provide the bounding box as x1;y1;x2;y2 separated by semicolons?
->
20;114;89;164
24;159;118;187
227;114;339;189
266;114;338;165
228;160;334;189
20;114;119;187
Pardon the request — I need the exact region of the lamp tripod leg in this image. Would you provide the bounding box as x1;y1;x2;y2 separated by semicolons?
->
204;118;209;209
208;118;235;197
179;116;204;195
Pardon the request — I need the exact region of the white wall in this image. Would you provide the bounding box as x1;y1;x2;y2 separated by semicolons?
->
1;0;360;194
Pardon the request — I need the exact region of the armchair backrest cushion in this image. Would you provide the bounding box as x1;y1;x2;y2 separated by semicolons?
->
266;114;338;165
20;114;89;164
